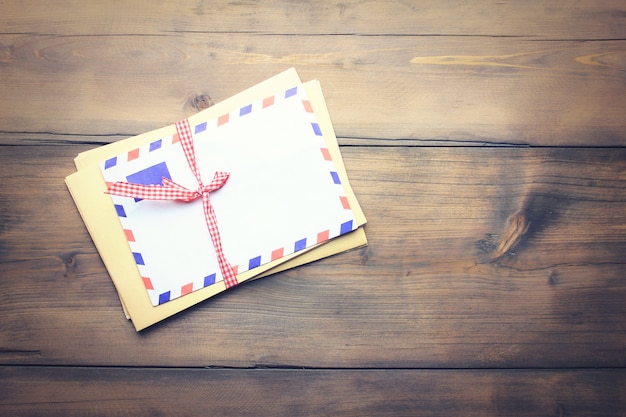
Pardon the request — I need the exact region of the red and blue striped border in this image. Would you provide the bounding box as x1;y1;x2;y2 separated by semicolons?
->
103;85;355;305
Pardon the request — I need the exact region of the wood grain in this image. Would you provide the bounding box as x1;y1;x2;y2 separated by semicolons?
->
1;1;625;414
1;34;624;146
1;367;625;417
1;0;624;38
1;145;624;368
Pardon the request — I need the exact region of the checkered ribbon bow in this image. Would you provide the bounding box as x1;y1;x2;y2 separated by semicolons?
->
107;119;239;289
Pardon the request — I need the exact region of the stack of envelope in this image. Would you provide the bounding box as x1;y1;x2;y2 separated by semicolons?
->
65;68;367;331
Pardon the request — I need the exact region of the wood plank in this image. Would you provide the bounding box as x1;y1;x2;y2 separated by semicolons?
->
1;0;624;39
1;366;625;417
2;2;623;413
1;34;624;146
0;145;624;368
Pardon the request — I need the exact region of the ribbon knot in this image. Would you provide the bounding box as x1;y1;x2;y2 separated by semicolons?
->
158;174;229;202
106;119;238;289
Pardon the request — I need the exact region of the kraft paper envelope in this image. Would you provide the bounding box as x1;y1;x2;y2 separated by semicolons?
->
66;68;366;330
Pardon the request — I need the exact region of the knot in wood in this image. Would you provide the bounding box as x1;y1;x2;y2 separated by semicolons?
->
191;94;213;110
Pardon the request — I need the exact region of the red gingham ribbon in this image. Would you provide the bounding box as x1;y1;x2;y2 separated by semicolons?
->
107;119;238;289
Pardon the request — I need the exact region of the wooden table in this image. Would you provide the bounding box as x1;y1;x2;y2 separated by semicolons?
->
1;1;625;415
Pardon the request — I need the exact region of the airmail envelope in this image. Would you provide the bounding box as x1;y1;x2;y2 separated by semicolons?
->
66;68;367;330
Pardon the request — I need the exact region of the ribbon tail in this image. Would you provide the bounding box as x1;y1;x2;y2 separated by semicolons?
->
107;181;198;201
205;171;231;193
161;177;187;190
202;193;238;288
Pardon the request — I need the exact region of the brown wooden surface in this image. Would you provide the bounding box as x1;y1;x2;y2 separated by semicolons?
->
2;367;625;417
1;1;625;416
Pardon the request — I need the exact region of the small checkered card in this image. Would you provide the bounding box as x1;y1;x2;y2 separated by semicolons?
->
100;82;360;307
